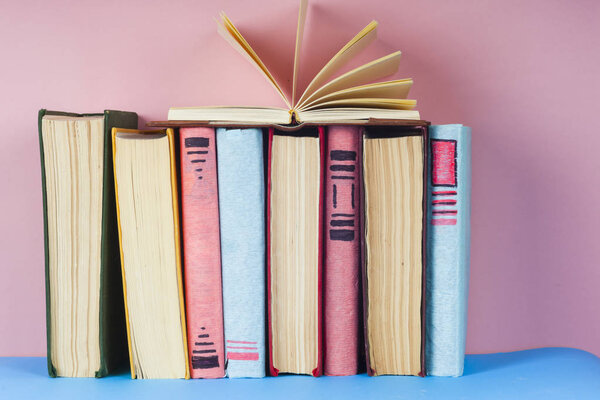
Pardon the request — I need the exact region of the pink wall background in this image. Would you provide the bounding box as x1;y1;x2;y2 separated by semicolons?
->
1;0;599;357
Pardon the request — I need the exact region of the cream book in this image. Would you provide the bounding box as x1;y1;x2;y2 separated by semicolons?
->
168;0;419;125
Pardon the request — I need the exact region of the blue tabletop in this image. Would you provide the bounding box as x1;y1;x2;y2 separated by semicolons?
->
1;348;599;399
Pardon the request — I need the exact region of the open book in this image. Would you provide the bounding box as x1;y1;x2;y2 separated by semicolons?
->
168;0;419;125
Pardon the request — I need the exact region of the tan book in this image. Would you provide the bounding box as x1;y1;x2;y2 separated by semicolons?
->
362;127;426;376
168;0;419;125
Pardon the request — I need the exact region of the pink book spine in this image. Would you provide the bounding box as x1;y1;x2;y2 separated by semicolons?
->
180;127;225;378
324;126;362;376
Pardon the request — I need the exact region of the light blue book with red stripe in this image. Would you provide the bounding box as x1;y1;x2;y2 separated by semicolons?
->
425;124;471;377
216;128;266;378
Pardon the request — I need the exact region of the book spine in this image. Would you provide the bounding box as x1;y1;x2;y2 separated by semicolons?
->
324;126;362;376
216;128;266;378
180;127;225;378
425;124;471;377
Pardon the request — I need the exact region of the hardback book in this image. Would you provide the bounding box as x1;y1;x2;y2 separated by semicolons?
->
216;128;266;378
267;127;324;376
324;126;363;376
168;0;419;124
38;109;137;377
425;124;471;377
112;128;189;379
362;126;427;377
179;127;225;379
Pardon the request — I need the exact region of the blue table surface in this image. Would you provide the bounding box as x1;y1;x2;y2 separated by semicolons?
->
1;348;599;399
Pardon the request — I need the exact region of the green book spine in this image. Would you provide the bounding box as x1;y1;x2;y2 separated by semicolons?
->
39;109;138;377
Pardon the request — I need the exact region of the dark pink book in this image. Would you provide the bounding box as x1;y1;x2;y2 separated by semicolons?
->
324;126;362;376
180;127;225;378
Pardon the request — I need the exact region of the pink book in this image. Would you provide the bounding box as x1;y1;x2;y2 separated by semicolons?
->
324;126;362;376
180;127;225;378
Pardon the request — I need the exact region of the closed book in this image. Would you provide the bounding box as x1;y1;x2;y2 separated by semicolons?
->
425;124;471;377
180;127;225;378
362;126;428;377
216;128;266;378
39;109;137;377
113;128;189;379
267;127;324;377
324;126;362;376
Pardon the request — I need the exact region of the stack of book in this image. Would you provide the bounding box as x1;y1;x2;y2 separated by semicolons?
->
38;0;470;380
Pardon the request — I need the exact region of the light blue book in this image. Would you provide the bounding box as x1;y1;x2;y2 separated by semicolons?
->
425;124;471;377
216;128;266;378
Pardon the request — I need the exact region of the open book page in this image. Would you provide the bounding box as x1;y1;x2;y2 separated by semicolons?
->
295;20;378;106
292;0;308;107
217;13;291;109
302;79;412;109
297;51;402;109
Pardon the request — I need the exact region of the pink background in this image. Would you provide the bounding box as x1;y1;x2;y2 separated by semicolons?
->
1;0;599;357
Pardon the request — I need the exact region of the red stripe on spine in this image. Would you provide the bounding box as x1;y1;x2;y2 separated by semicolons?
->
433;210;457;215
432;219;457;225
432;200;457;205
432;191;457;196
227;352;259;361
226;340;257;344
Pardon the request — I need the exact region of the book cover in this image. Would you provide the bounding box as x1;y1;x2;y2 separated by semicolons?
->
180;127;226;378
38;109;137;378
216;128;266;378
267;127;324;377
324;126;362;376
425;124;471;377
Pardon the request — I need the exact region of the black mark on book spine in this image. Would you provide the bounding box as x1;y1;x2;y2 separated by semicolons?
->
333;184;337;209
330;229;355;242
332;213;354;217
191;159;206;163
331;220;354;227
330;165;355;172
330;150;356;161
185;137;209;148
191;355;219;369
351;184;355;209
332;176;354;180
193;349;217;354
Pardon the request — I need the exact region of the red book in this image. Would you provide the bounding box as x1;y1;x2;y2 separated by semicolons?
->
267;127;324;377
324;126;362;376
180;127;225;378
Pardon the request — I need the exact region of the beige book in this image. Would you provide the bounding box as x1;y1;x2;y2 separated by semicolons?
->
168;0;419;124
112;128;189;379
269;132;321;375
363;133;425;376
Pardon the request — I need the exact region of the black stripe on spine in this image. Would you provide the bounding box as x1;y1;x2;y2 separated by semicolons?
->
331;220;354;227
330;150;356;161
330;165;355;172
185;137;209;148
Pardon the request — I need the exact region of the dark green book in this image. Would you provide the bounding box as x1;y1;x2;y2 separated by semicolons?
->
38;109;137;377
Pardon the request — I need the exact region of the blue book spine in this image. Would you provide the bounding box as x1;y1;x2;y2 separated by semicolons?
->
216;128;266;378
425;124;471;377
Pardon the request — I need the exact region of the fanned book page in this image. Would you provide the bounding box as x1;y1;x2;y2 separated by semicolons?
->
363;131;425;376
168;0;419;124
268;129;323;376
217;128;266;378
